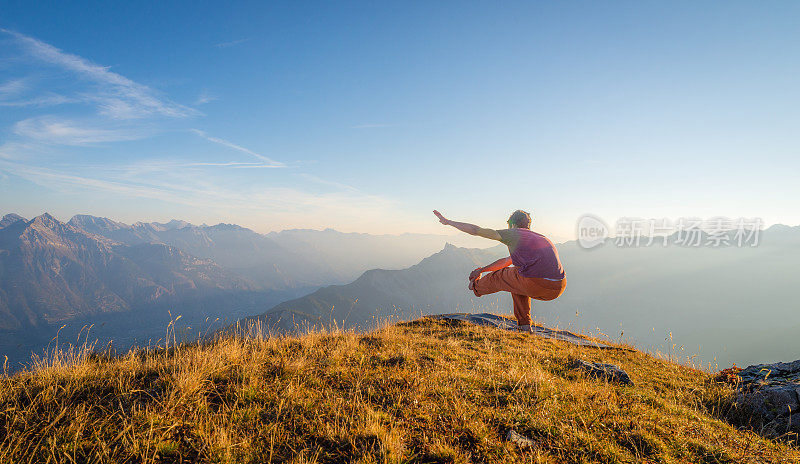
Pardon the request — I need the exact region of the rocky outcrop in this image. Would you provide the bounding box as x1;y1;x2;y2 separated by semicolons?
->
426;313;615;349
735;360;800;440
570;359;634;385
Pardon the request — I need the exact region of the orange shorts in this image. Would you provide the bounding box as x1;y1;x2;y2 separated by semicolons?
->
472;267;566;326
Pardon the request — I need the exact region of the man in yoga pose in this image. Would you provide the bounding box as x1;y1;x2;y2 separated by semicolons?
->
433;209;566;332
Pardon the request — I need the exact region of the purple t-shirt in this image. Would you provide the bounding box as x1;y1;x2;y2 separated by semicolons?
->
498;228;565;280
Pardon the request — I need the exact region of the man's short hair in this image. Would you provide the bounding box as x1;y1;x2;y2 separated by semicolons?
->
507;210;531;229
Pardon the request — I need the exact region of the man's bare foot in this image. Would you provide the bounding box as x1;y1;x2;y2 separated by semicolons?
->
468;278;480;297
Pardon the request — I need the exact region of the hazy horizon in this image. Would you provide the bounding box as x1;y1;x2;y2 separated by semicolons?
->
3;212;797;369
3;211;798;248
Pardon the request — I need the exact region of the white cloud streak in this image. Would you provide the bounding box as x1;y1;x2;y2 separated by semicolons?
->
190;129;284;166
0;142;36;160
194;88;217;105
13;116;148;145
69;160;287;176
350;123;394;129
215;38;251;49
0;79;28;97
299;173;360;192
0;93;78;107
1;28;198;119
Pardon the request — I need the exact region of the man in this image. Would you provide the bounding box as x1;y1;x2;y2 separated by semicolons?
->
433;209;566;332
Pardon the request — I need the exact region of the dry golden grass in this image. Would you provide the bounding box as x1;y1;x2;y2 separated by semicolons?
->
0;318;797;463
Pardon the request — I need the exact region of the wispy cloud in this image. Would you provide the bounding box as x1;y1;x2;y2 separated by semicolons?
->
215;38;251;49
1;31;286;166
0;159;400;231
0;142;37;160
0;79;28;97
13;116;148;145
0;93;77;107
190;129;285;166
350;123;394;129
0;30;406;232
194;88;217;105
75;160;286;176
0;79;74;107
299;173;359;192
1;28;198;119
189;162;276;168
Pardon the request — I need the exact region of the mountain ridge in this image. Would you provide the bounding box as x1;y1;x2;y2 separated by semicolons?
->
0;212;500;367
247;243;509;333
0;213;255;332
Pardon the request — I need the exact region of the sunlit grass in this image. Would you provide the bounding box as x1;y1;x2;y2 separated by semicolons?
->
0;317;796;463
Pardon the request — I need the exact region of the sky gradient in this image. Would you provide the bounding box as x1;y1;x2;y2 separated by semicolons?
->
1;1;799;241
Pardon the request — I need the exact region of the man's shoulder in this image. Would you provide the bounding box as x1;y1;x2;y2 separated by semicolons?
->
524;229;556;245
496;228;515;243
498;228;553;241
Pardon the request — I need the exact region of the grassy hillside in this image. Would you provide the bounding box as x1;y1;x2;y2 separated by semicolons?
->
0;318;797;463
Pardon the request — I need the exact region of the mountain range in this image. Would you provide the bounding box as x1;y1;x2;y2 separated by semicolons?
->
0;212;486;367
248;243;509;333
0;213;253;331
65;214;485;289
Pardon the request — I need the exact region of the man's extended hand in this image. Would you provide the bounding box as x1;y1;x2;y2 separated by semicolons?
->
431;211;502;241
469;267;483;282
433;210;450;225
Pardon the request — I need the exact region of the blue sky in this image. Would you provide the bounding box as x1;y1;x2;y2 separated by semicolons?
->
1;1;799;240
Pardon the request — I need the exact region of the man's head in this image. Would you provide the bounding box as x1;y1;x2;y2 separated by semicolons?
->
507;210;531;229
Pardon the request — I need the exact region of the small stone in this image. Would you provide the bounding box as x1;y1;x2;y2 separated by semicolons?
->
506;429;535;448
571;359;633;385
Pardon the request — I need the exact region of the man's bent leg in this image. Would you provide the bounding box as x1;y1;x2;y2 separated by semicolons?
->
512;293;532;327
473;269;565;328
472;267;529;297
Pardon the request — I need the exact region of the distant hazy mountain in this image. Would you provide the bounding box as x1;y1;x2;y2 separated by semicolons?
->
68;214;326;290
545;225;800;367
265;228;492;283
0;213;253;331
0;213;25;229
0;213;304;368
67;215;485;289
246;244;509;333
0;212;492;368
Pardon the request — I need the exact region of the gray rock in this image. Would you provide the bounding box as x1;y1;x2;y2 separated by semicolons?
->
426;313;616;349
735;360;800;440
506;429;535;448
738;359;800;384
571;359;633;385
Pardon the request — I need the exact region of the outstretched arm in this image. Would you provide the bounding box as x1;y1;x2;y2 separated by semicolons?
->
469;257;513;281
433;210;502;241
